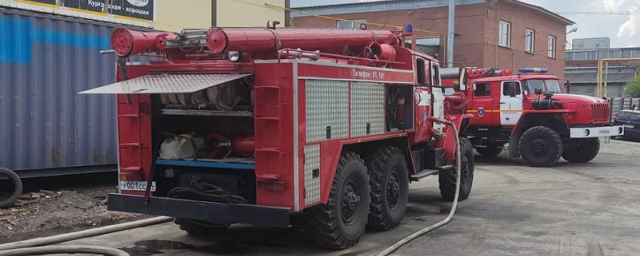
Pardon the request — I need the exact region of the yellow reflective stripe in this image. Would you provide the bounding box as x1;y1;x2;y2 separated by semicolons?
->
15;0;59;8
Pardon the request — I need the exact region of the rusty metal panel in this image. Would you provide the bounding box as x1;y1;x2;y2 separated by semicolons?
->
0;9;133;175
81;73;252;94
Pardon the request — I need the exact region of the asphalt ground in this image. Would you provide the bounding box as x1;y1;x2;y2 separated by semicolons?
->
51;139;640;256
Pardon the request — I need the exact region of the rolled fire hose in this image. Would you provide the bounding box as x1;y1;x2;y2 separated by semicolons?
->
0;216;173;252
376;119;462;256
0;245;129;256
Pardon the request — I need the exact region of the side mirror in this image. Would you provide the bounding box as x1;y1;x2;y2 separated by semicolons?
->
535;88;543;95
565;80;572;93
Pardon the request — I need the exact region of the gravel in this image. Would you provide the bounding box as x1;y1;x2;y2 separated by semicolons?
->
0;174;147;243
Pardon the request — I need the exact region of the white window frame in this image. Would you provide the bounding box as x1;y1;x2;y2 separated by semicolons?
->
525;28;535;54
337;19;367;29
548;35;557;58
499;20;511;48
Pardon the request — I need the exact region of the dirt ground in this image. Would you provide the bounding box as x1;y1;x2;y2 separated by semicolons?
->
0;173;146;243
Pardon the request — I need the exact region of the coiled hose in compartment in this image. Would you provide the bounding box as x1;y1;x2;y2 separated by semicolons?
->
168;182;247;204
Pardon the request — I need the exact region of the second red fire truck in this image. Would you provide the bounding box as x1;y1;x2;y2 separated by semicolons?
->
445;68;624;167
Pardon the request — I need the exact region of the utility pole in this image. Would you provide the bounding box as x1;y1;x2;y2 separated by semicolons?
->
446;0;456;68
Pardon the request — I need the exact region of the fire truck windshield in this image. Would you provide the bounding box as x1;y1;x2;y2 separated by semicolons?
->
523;79;562;94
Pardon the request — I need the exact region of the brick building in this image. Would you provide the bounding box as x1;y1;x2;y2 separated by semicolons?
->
293;0;574;81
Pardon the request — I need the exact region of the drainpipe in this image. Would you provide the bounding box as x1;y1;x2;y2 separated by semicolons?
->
446;0;455;68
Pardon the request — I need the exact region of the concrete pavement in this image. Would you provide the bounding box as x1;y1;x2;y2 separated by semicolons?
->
59;140;640;256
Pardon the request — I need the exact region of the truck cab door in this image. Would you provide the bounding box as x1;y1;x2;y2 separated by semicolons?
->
430;62;445;133
413;58;432;143
500;81;523;126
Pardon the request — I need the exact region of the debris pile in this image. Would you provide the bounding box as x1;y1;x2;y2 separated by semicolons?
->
0;186;145;243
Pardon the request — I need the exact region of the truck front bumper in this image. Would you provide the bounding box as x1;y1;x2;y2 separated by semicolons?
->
107;194;290;227
569;126;624;138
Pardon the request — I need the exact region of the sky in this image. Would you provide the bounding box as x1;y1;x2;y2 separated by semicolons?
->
291;0;640;48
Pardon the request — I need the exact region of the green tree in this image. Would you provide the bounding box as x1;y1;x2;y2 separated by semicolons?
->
625;76;640;98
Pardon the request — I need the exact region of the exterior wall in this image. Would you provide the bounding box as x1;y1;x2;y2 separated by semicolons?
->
216;0;286;27
0;9;121;174
566;66;638;97
483;1;567;82
154;0;288;31
154;0;212;32
293;4;488;67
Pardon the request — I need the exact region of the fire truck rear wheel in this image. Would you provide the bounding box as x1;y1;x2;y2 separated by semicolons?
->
0;168;22;209
562;138;600;163
309;152;370;249
174;218;229;236
519;126;563;167
366;146;409;231
476;146;503;158
439;138;474;202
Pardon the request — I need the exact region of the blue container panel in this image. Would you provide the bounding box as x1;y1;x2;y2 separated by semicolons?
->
0;9;120;172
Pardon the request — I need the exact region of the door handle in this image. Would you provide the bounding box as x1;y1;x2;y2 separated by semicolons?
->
500;102;506;104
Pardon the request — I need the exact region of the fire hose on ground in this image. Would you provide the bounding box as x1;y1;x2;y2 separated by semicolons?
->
0;216;173;256
376;118;462;256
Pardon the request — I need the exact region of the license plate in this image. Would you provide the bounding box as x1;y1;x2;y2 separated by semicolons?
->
624;124;634;129
119;181;156;192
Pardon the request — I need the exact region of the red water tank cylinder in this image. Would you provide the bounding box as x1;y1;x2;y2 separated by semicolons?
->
206;28;399;54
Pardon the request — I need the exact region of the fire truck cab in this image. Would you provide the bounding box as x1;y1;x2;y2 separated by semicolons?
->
447;68;624;167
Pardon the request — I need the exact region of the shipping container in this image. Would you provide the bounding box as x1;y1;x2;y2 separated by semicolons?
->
0;8;139;178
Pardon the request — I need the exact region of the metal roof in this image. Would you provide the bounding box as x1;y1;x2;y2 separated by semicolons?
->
295;0;405;8
294;0;574;25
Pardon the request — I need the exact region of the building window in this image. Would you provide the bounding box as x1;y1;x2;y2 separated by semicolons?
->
499;20;511;47
337;20;366;29
548;35;557;58
525;29;535;54
474;83;491;97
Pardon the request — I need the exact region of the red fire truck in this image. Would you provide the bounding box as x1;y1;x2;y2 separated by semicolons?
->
82;26;474;249
444;68;624;167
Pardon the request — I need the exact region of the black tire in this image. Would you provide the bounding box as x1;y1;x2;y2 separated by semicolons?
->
366;146;409;231
309;152;370;249
519;126;563;167
0;168;22;209
175;218;229;236
562;138;600;163
439;137;474;202
476;146;503;158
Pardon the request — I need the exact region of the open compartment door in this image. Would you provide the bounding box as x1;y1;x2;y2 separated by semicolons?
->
80;73;252;94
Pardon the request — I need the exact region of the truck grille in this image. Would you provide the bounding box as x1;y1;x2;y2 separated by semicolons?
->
591;103;610;123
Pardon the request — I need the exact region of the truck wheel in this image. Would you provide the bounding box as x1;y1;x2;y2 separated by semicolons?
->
175;218;229;236
519;126;563;167
0;168;22;209
366;146;409;231
309;152;369;249
476;146;503;158
562;138;600;163
439;138;474;202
